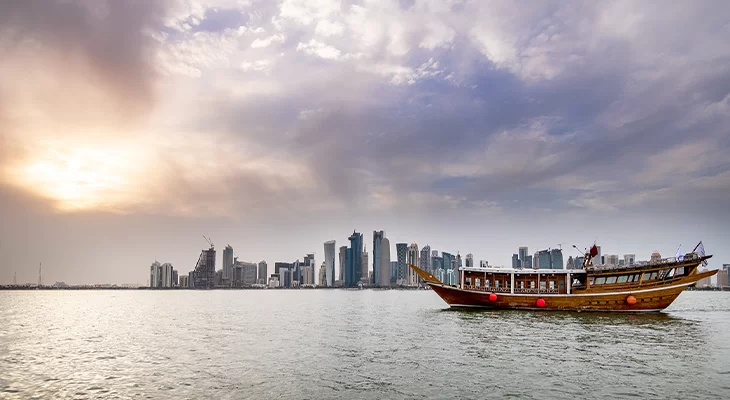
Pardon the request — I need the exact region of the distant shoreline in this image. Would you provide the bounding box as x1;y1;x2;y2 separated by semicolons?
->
0;286;429;291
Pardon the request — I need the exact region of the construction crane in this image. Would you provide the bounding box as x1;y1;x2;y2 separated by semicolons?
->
202;235;214;249
557;243;565;250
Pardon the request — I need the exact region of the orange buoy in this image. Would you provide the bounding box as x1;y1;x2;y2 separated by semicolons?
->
489;293;497;301
536;298;546;308
626;295;637;305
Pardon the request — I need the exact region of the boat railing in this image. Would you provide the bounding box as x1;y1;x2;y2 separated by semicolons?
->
514;288;560;294
463;285;511;293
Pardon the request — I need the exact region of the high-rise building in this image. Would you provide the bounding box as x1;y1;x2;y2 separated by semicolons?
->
242;261;257;285
338;246;347;283
525;255;533;269
150;262;174;288
716;267;729;288
624;254;636;266
396;243;408;286
533;252;539;268
324;240;336;287
222;245;234;280
715;268;730;289
362;245;369;285
433;256;444;271
390;261;398;284
550;249;564;269
575;256;584;269
566;256;575;269
518;247;529;268
420;245;432;273
604;254;619;266
465;253;474;268
592;246;602;266
319;262;327;286
407;243;419;286
346;231;363;287
373;231;385;288
302;265;314;286
443;252;454;275
537;250;551;269
432;250;439;258
512;254;520;269
192;246;216;288
379;237;391;287
258;261;267;285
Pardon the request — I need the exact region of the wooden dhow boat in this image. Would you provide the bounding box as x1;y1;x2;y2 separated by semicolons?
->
410;243;716;312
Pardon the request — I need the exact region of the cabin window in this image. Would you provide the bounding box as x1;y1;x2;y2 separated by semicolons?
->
595;277;606;284
475;278;481;287
643;272;652;281
495;280;501;288
617;275;628;283
549;280;556;290
466;277;472;285
675;267;685;276
559;281;565;291
650;272;658;280
517;281;524;289
606;276;617;284
485;279;490;287
539;281;547;290
589;277;595;285
529;281;536;289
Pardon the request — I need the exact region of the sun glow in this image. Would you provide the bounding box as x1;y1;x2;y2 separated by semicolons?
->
7;141;146;212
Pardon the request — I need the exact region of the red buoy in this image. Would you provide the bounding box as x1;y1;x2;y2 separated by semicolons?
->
536;298;546;308
626;295;637;305
489;293;497;301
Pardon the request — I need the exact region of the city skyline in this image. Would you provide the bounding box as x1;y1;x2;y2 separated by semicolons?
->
1;1;730;285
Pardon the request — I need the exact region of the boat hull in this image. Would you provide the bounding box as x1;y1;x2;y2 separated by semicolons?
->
425;268;717;312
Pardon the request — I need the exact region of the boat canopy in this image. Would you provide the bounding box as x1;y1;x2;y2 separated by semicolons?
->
459;267;586;275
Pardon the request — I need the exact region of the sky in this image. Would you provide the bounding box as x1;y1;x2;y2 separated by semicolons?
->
1;0;729;285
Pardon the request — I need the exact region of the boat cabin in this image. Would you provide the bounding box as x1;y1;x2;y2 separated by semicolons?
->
460;267;586;295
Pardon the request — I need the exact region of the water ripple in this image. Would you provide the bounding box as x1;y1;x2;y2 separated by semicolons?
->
0;290;728;399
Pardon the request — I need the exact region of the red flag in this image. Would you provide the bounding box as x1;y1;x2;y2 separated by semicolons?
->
590;245;598;257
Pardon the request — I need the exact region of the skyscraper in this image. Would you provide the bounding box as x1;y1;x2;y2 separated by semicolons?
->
465;253;474;268
324;240;336;287
222;245;234;280
362;245;369;285
407;243;419;286
604;254;619;266
373;231;385;288
420;245;432;273
346;230;363;287
592;246;602;266
512;254;520;269
442;252;453;269
518;246;528;268
396;243;408;286
533;252;539;268
624;254;636;266
550;249;564;269
258;261;267;285
566;256;575;269
525;255;532;269
390;261;398;284
338;246;347;283
192;246;216;288
538;250;551;269
379;237;391;287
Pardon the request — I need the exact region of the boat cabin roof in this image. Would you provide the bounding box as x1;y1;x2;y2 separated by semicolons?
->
460;267;585;275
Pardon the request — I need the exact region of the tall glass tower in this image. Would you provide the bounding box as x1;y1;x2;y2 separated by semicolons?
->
346;231;363;287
